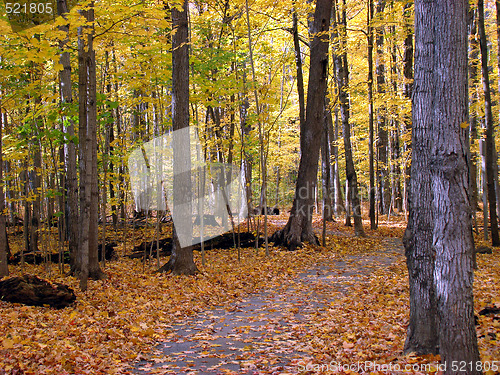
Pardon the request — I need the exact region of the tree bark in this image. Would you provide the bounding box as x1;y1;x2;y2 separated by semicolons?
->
30;138;41;255
77;1;105;290
478;0;500;246
405;1;481;368
469;7;480;220
403;0;438;355
244;0;269;256
77;27;90;289
322;99;334;222
375;0;390;216
431;0;481;369
158;0;198;275
402;1;413;214
0;108;9;277
389;19;402;213
270;0;333;250
367;0;376;229
239;64;253;218
332;0;365;237
58;0;79;273
333;107;344;214
292;8;306;138
87;39;104;280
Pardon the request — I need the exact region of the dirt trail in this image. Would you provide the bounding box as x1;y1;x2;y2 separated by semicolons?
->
133;238;405;374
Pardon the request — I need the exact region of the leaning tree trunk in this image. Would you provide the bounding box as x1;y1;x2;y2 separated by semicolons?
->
478;0;500;246
332;0;365;237
403;0;438;355
270;0;332;250
431;0;481;369
292;8;306;138
158;0;198;275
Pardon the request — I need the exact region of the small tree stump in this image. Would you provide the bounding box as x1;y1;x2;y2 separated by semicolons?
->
0;275;76;308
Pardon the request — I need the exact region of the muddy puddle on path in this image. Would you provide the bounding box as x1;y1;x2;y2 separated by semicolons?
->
133;239;404;375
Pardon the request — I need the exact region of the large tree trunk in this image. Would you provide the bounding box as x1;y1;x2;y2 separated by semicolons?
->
431;0;481;369
292;8;306;137
333;107;344;215
244;0;269;255
0;108;9;277
57;0;79;273
469;7;480;220
406;0;481;368
239;65;253;218
270;0;332;250
478;0;500;246
77;28;90;289
375;0;390;216
367;0;376;229
158;0;197;275
332;0;365;237
30;139;41;255
389;20;402;213
402;1;413;214
403;0;438;355
321;98;334;222
87;40;104;280
77;2;105;290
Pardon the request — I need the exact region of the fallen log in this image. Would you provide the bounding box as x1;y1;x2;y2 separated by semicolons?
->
8;251;70;265
127;238;173;259
479;306;500;316
0;275;76;308
8;242;118;265
250;206;280;215
127;232;265;259
475;246;493;254
192;231;262;250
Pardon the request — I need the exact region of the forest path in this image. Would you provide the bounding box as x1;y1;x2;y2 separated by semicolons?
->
133;238;404;375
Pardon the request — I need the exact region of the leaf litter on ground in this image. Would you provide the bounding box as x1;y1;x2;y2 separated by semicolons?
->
0;216;498;374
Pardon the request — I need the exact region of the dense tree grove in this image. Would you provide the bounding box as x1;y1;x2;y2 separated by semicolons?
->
0;0;499;370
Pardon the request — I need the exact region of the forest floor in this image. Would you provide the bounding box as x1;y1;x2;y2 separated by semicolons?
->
0;214;499;374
